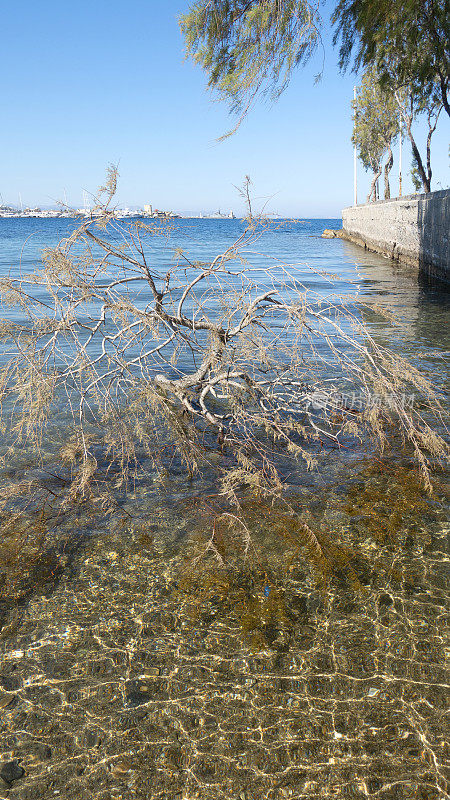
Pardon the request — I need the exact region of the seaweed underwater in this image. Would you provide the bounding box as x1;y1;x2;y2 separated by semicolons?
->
174;456;448;649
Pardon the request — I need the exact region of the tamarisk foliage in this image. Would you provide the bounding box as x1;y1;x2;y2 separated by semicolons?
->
180;0;322;135
0;175;447;523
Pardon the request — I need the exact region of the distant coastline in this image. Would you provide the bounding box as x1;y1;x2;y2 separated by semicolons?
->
0;206;237;221
0;206;180;221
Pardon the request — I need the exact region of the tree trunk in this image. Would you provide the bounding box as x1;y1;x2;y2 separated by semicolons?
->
426;105;442;191
367;167;382;202
384;144;393;199
438;71;450;118
396;92;431;194
426;128;433;191
405;116;430;193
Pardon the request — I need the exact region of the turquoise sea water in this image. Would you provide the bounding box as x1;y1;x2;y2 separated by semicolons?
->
0;218;448;800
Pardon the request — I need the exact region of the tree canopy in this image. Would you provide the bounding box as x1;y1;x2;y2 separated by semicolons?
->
395;80;444;193
180;0;321;130
352;66;399;200
181;0;449;122
332;0;450;117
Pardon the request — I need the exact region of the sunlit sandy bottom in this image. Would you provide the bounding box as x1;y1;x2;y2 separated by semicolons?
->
0;460;448;800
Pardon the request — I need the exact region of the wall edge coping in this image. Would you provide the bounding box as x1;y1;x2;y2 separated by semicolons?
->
342;188;450;213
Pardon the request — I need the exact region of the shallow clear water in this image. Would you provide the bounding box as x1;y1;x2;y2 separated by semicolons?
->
0;219;448;800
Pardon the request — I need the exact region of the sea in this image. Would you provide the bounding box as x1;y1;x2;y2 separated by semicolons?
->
0;217;448;800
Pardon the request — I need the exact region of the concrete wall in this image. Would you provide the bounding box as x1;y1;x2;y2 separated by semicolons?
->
342;189;450;286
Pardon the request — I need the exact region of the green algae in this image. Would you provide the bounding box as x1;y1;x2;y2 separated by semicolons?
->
343;462;441;546
0;514;61;609
173;459;448;650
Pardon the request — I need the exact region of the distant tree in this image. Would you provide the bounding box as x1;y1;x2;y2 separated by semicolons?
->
352;67;398;201
333;0;450;118
180;0;322;133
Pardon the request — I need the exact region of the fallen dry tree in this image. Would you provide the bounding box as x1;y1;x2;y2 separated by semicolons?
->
0;177;447;540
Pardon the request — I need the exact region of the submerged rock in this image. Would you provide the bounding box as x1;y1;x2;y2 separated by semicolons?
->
0;759;25;788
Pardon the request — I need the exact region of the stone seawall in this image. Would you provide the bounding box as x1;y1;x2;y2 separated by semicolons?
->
341;189;450;286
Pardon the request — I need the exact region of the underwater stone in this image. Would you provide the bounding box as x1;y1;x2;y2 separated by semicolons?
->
0;690;16;709
125;679;153;706
0;759;25;788
378;593;393;607
0;673;22;690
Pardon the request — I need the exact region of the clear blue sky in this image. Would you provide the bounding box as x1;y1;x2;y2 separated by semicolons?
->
1;0;448;216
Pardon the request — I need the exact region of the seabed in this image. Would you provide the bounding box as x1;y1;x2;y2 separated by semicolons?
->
0;457;448;800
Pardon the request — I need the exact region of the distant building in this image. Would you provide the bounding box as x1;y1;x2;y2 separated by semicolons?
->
144;204;152;215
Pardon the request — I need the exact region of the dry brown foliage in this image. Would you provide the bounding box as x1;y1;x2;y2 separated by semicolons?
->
0;173;447;538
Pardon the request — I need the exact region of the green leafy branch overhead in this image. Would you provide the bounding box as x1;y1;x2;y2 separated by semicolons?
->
181;0;449;133
180;0;322;134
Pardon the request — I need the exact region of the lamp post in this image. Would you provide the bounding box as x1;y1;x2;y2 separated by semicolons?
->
353;86;358;206
399;114;403;197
